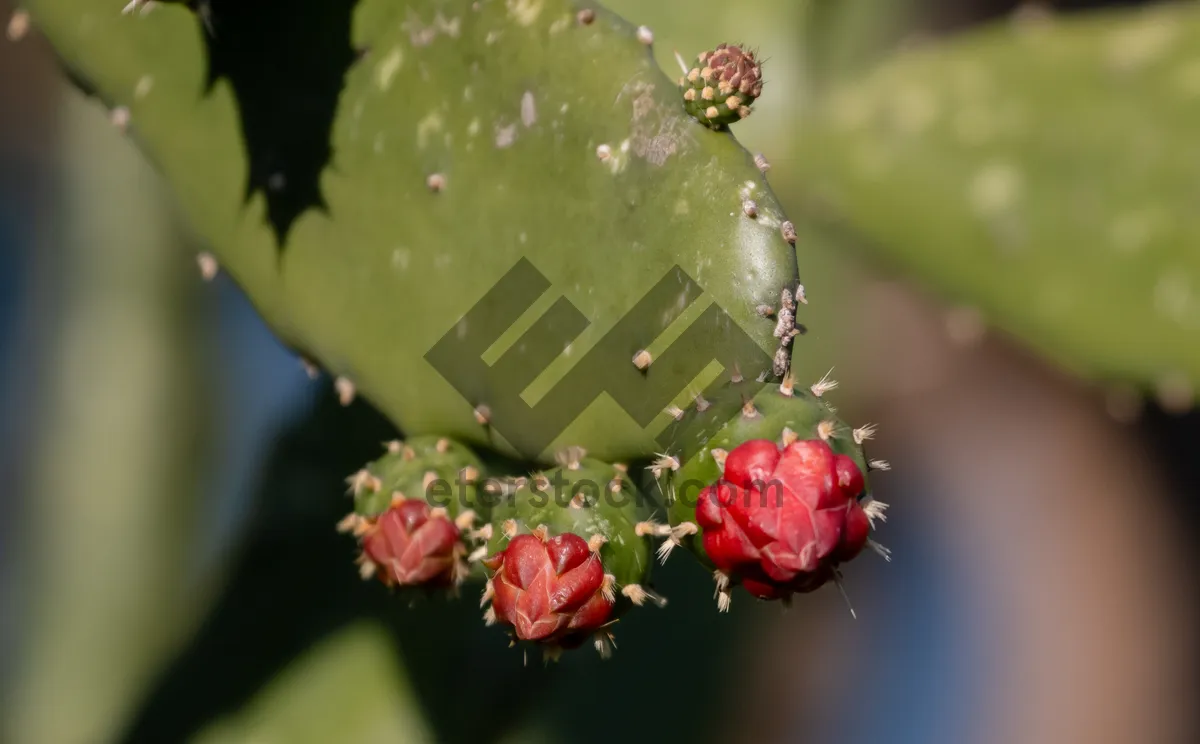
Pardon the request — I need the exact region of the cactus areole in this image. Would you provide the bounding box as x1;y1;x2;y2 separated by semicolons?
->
680;44;764;128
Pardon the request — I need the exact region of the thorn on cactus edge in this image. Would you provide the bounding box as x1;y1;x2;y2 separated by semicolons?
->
710;448;728;472
811;368;838;397
109;106;131;132
863;499;889;527
600;573;617;602
655;522;697;563
300;357;321;380
621;584;667;607
853;423;878;444
6;10;30;42
473;404;491;425
636;25;653;45
713;570;732;612
345;468;381;496
868;539;892;561
647;453;680;478
781;220;797;245
832;569;857;619
335;376;356;406
593;630;616;659
196;252;219;281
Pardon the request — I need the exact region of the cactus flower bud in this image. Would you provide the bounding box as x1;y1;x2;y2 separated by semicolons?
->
680;43;763;129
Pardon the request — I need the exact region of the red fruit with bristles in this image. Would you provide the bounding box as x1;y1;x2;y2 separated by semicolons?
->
695;438;867;600
484;533;613;642
361;500;461;587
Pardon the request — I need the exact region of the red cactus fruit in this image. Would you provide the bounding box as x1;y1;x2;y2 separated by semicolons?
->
695;438;871;601
482;532;614;643
359;499;464;587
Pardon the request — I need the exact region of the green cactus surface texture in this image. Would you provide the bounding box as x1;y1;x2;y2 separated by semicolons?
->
791;3;1200;403
18;0;889;660
24;0;803;463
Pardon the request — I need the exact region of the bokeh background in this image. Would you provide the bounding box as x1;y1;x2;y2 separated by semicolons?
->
1;1;1198;743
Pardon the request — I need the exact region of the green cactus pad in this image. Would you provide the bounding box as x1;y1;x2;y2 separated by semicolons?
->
680;43;764;128
791;3;1200;401
25;0;802;462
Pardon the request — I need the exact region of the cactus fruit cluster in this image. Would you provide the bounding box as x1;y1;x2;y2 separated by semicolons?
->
17;0;891;660
680;43;764;128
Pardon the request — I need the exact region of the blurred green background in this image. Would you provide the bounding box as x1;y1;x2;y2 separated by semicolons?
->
1;1;1197;743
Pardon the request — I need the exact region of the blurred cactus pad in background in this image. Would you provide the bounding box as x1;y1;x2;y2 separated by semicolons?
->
3;0;1200;742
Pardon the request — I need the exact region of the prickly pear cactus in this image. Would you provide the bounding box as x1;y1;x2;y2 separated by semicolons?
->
17;0;891;658
23;0;801;463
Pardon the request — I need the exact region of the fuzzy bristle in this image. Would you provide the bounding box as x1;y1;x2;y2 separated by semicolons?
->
710;448;728;472
502;519;519;539
863;499;889;527
473;404;491;425
480;579;494;607
621;584;667;607
817;420;838;441
468;545;489;562
483;606;497;625
593;631;615;659
869;459;892;472
335;376;357;406
647;453;681;478
811;368;839;397
601;573;616;603
358;558;378;581
779;373;796;397
779;426;799;447
336;513;362;534
588;534;608;552
868;539;892;561
853;423;878;444
555;445;587;470
345;469;381;496
196;252;219;282
531;524;550;542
